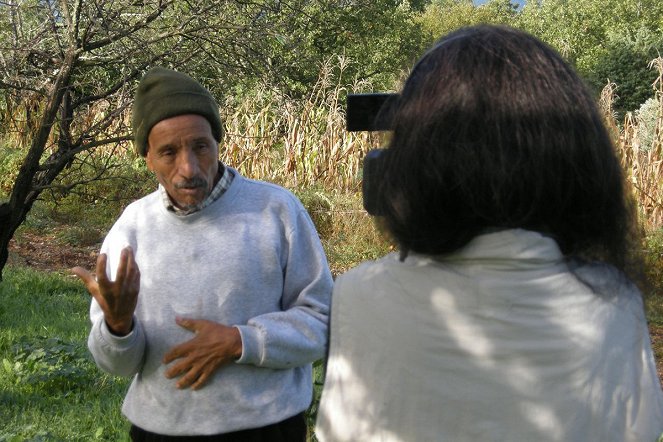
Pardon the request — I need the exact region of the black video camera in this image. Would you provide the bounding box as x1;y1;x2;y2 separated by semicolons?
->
346;93;398;216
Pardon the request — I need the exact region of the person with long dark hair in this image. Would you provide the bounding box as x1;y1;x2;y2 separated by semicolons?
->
315;25;663;441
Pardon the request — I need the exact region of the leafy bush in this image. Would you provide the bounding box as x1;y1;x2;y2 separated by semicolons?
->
586;27;663;115
294;188;334;239
0;146;24;197
46;151;155;224
306;359;326;434
54;223;103;247
644;229;663;324
317;192;392;276
635;98;661;151
3;336;96;396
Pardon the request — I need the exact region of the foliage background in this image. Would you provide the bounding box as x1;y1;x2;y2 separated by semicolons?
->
1;0;663;440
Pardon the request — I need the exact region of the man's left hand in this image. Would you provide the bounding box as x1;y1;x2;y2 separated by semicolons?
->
163;318;243;390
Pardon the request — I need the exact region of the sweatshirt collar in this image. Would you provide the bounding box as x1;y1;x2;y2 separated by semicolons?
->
159;162;234;216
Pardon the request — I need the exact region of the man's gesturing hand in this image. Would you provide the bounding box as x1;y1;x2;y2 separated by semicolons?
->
71;246;140;336
163;318;243;390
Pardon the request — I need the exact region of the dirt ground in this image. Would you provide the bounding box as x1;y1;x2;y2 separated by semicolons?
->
650;326;663;386
7;230;98;272
7;231;663;387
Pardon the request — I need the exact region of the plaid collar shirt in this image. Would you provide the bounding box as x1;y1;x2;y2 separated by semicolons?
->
159;162;234;216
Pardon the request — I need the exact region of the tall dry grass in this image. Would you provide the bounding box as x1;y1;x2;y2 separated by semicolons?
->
599;57;663;232
221;57;386;193
221;58;663;234
2;57;661;233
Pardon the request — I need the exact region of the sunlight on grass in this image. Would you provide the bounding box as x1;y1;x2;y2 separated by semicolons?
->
0;268;131;441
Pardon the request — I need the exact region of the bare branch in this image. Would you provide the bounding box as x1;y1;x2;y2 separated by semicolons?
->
83;0;173;51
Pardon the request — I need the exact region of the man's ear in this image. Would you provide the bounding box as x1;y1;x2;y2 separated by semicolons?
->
145;148;154;171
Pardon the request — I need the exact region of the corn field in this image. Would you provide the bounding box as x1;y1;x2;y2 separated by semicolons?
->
600;57;663;231
1;57;662;232
221;57;663;232
221;58;385;193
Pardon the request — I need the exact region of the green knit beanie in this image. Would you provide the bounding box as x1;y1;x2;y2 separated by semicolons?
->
132;67;223;156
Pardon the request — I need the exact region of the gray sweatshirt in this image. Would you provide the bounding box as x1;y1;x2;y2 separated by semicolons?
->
88;169;333;435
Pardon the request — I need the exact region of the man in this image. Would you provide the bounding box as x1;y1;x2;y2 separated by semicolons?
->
72;67;333;441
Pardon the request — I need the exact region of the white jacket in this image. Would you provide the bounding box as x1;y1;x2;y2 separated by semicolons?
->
316;229;663;441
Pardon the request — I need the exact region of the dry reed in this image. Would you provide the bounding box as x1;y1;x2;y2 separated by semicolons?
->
2;58;661;233
221;57;385;192
601;58;663;231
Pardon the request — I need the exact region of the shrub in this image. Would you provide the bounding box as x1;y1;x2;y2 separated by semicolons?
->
0;146;24;197
293;187;334;239
586;27;663;116
635;98;660;151
644;229;663;323
3;336;97;396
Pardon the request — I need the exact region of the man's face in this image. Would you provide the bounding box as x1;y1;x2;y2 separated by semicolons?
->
146;114;220;210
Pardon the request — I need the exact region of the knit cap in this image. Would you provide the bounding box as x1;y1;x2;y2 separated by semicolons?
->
132;67;223;156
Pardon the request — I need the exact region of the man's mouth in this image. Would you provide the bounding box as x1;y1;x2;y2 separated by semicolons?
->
175;178;206;190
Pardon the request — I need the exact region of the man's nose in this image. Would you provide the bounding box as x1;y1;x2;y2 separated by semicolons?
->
177;149;199;178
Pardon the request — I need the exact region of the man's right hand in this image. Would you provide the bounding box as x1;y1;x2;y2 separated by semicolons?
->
71;246;140;336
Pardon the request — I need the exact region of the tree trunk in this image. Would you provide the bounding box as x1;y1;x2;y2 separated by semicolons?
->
0;203;12;280
0;201;33;281
0;51;76;281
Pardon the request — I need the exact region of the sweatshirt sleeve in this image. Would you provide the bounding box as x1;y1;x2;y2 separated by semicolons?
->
235;207;333;369
87;213;146;377
88;299;146;376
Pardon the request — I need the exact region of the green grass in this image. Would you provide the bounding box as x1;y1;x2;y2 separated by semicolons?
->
0;268;131;441
2;194;661;440
2;262;661;441
0;190;389;441
644;229;663;325
302;190;392;276
0;267;330;441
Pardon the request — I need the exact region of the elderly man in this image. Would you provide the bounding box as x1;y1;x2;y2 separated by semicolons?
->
72;67;333;441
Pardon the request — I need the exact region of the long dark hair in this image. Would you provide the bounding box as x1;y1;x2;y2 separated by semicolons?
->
379;25;639;279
